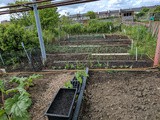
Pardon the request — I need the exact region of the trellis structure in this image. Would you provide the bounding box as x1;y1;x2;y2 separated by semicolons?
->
0;0;98;63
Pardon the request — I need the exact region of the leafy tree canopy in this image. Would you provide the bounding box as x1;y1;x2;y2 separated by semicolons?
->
154;6;160;13
86;11;96;19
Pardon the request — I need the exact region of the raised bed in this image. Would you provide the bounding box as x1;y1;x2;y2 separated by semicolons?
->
45;60;153;69
66;34;129;41
61;39;131;43
45;88;77;120
105;34;129;39
46;54;150;61
57;40;131;46
46;46;130;54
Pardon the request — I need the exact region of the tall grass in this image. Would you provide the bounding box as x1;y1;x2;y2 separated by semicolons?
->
122;25;156;59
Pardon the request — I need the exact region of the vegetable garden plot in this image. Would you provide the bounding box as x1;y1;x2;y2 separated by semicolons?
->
57;40;131;46
46;60;153;70
105;34;129;39
79;71;160;120
46;54;150;61
46;45;130;54
66;34;129;41
67;34;104;41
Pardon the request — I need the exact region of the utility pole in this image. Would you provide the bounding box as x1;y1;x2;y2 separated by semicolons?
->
32;0;46;64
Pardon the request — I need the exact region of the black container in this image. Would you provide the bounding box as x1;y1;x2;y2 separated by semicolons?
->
71;77;81;94
45;88;77;120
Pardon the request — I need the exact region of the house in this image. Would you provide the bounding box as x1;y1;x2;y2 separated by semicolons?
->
120;10;134;22
97;11;110;19
0;20;10;24
69;13;90;23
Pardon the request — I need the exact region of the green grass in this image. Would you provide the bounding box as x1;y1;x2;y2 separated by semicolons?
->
121;25;156;59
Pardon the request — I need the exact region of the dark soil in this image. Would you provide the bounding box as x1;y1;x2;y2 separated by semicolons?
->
46;60;153;69
105;34;129;39
47;46;130;54
46;54;150;61
79;71;160;120
47;89;76;116
58;40;131;46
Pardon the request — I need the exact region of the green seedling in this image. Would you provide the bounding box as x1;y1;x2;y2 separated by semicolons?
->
111;65;117;69
65;63;70;69
64;81;73;88
75;70;89;84
70;64;75;69
52;66;56;70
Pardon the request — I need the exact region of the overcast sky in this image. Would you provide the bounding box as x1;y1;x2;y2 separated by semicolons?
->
0;0;160;22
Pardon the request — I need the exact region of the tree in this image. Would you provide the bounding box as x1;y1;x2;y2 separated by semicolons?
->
10;0;32;26
0;23;38;53
60;15;72;25
154;6;160;12
10;0;60;32
86;11;96;19
38;7;60;31
141;7;150;13
135;7;150;19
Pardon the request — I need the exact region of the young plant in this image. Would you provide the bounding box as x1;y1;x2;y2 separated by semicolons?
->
75;70;88;84
96;60;102;68
64;81;73;88
111;65;117;69
65;63;70;70
70;64;75;69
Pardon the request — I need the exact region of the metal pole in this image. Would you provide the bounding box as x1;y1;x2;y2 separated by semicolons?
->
136;47;138;61
0;53;4;65
32;0;46;64
21;42;31;64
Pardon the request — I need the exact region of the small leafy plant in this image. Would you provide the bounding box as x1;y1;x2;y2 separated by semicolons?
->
75;70;88;84
64;81;73;88
65;63;70;70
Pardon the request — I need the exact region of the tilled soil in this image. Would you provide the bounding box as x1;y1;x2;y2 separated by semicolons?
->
105;34;129;39
28;72;74;120
58;40;131;45
79;71;160;120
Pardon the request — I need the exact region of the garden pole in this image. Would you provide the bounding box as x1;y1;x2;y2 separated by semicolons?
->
0;53;4;65
136;47;138;61
32;0;46;64
21;42;31;64
154;27;160;67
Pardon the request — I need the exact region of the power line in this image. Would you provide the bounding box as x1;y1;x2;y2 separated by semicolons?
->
0;0;53;9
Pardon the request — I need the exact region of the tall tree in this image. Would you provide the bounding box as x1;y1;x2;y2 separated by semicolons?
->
10;0;60;32
154;6;160;12
86;11;96;19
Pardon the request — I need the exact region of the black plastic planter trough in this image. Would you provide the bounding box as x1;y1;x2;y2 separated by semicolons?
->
45;88;77;120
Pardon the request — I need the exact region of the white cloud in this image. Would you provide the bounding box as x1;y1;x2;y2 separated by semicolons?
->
58;0;160;15
0;0;160;20
0;3;10;22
